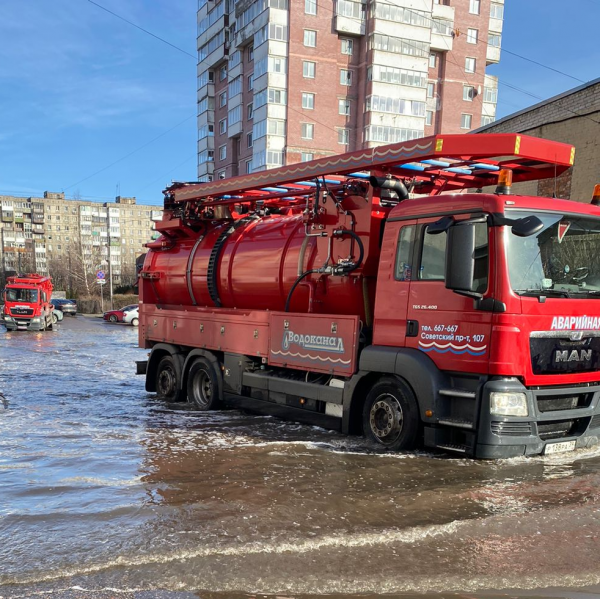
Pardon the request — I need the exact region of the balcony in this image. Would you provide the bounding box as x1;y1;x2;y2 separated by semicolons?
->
486;45;501;64
333;15;365;36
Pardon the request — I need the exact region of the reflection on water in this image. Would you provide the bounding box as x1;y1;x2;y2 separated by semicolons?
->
1;317;600;597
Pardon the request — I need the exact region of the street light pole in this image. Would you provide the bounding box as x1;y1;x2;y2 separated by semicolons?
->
108;242;113;310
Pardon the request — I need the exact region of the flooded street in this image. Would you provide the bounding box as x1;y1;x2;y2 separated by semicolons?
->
2;317;600;599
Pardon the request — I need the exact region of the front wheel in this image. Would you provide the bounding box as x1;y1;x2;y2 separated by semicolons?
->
362;377;419;451
109;314;117;323
187;357;221;411
155;355;185;402
51;313;58;325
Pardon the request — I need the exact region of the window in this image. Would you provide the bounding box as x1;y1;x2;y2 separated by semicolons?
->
426;110;433;126
427;82;435;98
219;91;227;107
305;0;317;14
341;38;353;55
489;33;502;47
467;28;478;44
395;225;415;281
303;61;316;78
219;118;227;134
338;128;349;145
304;29;317;47
248;45;254;61
247;74;254;90
490;3;504;19
302;92;315;109
340;69;352;85
419;227;447;281
268;88;286;104
301;152;314;162
247;102;254;120
268;119;285;136
429;53;437;68
301;123;314;139
247;132;253;147
338;99;350;115
465;57;476;73
484;86;498;103
463;85;476;101
461;113;472;129
481;115;495;126
246;160;252;173
469;0;480;14
219;64;227;80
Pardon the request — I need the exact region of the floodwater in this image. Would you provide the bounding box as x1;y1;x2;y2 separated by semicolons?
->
1;317;600;599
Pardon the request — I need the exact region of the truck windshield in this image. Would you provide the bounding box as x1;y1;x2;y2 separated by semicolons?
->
6;288;39;303
507;210;600;298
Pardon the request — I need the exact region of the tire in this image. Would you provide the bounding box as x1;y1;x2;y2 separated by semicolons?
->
131;317;139;327
362;376;420;451
187;357;221;411
109;314;117;323
51;313;58;325
155;355;185;402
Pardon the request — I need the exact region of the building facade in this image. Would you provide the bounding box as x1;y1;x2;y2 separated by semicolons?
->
0;192;162;286
474;78;600;202
197;0;503;180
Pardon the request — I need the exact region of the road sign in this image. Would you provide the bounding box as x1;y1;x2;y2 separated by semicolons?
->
97;279;106;285
97;271;105;280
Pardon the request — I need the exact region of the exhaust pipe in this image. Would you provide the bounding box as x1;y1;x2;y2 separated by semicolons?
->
369;176;409;201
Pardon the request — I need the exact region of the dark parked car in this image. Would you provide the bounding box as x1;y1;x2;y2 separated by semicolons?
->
51;298;77;316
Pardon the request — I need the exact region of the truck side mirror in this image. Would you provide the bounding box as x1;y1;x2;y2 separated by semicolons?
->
445;223;478;296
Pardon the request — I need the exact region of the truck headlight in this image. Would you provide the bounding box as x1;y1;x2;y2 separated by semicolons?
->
31;317;41;323
490;392;528;417
4;315;13;321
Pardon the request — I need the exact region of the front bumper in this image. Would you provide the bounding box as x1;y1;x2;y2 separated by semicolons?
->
476;379;600;458
3;316;44;331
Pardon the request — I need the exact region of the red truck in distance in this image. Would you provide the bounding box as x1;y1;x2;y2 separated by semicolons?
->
3;274;54;331
137;133;600;458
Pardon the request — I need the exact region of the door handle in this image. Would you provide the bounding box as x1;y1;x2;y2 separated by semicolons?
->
406;320;419;337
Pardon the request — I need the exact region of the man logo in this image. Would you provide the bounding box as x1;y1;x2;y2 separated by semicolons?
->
555;349;592;363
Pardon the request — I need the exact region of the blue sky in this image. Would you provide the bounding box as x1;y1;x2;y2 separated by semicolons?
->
0;0;598;206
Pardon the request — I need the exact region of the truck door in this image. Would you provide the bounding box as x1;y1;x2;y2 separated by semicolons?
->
372;220;417;346
405;217;493;375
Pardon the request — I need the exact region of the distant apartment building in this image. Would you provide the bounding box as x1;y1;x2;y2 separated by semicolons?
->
0;192;162;284
196;0;504;180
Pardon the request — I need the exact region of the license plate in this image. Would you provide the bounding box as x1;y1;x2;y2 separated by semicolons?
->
545;440;576;455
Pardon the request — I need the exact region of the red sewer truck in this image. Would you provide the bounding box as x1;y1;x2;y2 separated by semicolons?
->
3;274;54;331
137;133;600;458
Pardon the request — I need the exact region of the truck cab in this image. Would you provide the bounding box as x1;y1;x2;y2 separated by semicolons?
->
3;274;54;331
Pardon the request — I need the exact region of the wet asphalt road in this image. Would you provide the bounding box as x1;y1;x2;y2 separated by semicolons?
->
1;316;600;599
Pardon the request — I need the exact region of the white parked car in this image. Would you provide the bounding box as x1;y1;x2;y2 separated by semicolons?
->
124;307;139;326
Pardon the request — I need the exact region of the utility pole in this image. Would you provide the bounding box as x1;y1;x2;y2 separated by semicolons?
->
108;242;113;310
0;226;5;287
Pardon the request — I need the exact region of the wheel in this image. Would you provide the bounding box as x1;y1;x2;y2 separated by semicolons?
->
109;314;117;323
155;355;185;402
362;377;419;451
187;357;221;411
131;317;139;327
51;313;58;324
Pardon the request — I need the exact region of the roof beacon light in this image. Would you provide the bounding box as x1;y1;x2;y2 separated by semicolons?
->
495;169;513;195
592;184;600;206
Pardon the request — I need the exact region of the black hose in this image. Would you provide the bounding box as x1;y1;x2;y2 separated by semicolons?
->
334;229;364;273
284;269;320;313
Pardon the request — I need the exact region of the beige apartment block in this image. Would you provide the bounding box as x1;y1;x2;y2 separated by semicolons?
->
0;192;162;285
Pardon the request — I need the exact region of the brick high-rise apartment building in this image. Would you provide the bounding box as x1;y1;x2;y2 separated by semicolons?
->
197;0;503;180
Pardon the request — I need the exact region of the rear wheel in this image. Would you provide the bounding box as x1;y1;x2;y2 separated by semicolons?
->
187;357;221;411
109;314;117;323
51;313;58;325
131;317;139;327
155;355;185;402
362;377;419;451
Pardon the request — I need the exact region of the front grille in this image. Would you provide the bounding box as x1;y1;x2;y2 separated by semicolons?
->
537;419;579;440
491;421;533;437
537;393;593;413
10;307;33;316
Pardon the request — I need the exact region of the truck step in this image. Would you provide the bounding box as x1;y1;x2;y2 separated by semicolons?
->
439;389;476;399
436;443;470;454
438;418;475;430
